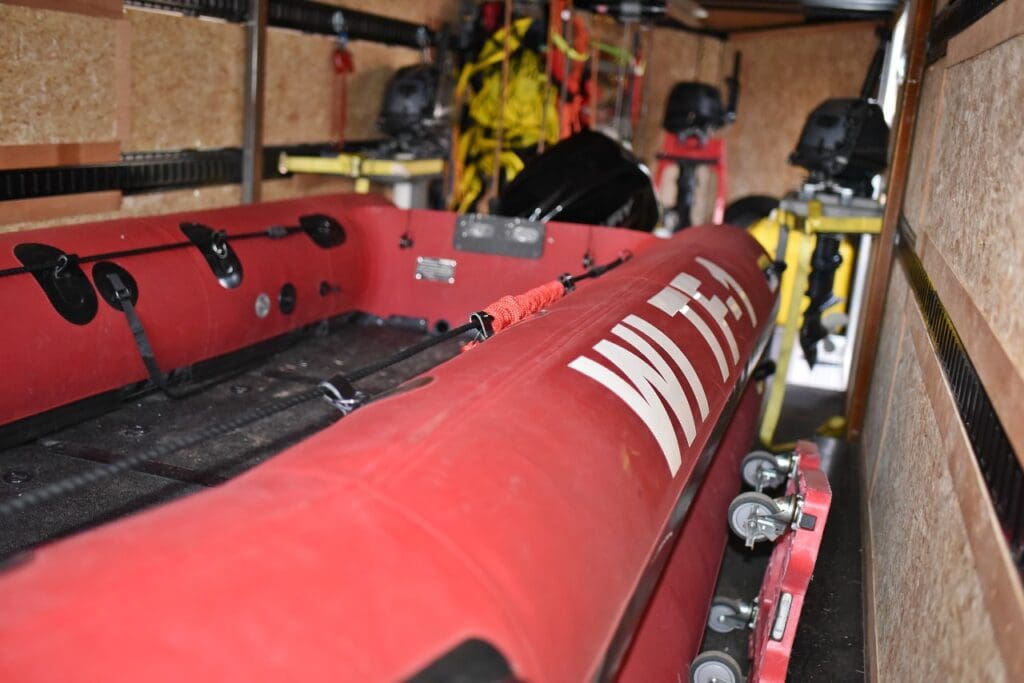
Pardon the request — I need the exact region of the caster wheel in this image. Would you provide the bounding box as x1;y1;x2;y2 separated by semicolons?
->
690;650;744;683
707;598;744;634
728;491;781;544
740;450;784;490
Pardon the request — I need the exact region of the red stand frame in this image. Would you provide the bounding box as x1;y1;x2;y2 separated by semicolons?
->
654;133;728;225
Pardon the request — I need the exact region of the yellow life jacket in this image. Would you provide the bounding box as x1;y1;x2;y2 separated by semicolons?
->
453;17;559;212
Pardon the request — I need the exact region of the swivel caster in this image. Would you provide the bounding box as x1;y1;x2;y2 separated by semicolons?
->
690;650;744;683
728;491;802;547
740;450;796;491
707;596;757;634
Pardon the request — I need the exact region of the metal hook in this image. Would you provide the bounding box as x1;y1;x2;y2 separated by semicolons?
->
53;254;70;279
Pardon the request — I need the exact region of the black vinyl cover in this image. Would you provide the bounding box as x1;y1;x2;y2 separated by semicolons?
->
378;64;440;137
494;131;660;231
789;98;889;188
663;82;727;136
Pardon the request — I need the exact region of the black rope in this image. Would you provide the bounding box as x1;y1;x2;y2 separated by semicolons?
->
562;250;633;288
345;322;477;382
0;226;301;279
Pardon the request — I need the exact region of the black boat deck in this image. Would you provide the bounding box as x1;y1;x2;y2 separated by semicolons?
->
0;317;463;559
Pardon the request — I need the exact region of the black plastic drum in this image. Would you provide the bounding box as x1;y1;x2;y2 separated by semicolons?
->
494;131;660;231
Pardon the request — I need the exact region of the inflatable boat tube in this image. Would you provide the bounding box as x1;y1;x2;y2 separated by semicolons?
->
0;199;777;682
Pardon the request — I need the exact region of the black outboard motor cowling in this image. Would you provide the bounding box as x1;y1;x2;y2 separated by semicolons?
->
494;131;660;231
789;98;889;194
378;64;440;138
663;82;727;139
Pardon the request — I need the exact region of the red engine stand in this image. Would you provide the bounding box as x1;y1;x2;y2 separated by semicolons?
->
748;440;832;682
654;133;728;225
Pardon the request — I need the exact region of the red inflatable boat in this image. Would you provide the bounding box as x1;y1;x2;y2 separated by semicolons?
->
0;195;778;681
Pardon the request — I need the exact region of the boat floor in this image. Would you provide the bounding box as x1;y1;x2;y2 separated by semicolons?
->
0;317;463;560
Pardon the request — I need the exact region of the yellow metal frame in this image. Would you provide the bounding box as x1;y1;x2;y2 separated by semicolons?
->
759;199;883;451
278;153;445;187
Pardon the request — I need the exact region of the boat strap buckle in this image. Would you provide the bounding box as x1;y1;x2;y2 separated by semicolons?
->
111;280;133;302
210;231;229;259
319;374;364;415
469;311;494;339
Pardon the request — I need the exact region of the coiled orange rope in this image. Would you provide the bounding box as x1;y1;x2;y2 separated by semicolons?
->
483;279;566;334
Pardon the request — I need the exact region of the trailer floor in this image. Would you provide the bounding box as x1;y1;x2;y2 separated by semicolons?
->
701;387;866;681
0;317;463;560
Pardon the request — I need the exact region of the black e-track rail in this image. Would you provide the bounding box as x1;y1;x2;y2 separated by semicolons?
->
0;143;337;202
124;0;435;48
896;215;1024;578
927;0;1006;64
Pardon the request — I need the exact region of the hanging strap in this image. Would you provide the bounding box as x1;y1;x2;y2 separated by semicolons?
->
106;272;171;391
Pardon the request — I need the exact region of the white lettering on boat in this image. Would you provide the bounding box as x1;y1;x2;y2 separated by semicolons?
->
568;259;755;476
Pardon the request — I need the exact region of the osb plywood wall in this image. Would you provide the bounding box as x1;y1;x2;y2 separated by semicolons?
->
0;0;455;233
1;1;879;233
720;22;881;202
0;5;120;145
861;3;1024;680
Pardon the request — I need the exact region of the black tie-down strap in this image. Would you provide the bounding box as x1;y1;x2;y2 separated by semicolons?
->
106;272;176;394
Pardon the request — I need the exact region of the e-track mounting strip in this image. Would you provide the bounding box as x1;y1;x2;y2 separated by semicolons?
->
0;143;337;202
124;0;435;48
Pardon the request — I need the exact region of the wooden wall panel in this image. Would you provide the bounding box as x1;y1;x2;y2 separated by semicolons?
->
125;9;245;151
720;23;880;202
0;4;119;145
901;59;945;229
923;36;1024;373
0;186;245;233
264;28;337;146
868;298;1009;682
863;8;1024;680
262;176;357;202
0;192;122;231
119;185;242;216
264;0;462;145
341;42;423;140
319;0;459;27
946;0;1024;67
263;30;427;145
861;264;908;488
0;142;120;170
0;0;122;19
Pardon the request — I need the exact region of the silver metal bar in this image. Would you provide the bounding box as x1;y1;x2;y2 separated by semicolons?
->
241;0;268;204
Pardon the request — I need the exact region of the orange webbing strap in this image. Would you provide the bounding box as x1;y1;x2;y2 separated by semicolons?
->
463;279;567;350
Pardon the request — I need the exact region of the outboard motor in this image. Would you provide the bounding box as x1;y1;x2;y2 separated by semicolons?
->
657;54;740;230
378;64;439;137
789;98;889;197
494;130;661;231
788;98;889;366
663;82;729;141
372;64;448;158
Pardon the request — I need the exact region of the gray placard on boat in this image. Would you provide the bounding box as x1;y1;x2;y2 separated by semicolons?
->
415;256;456;284
453;214;546;259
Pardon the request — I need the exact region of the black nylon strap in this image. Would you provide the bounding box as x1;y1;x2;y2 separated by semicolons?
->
106;272;170;391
